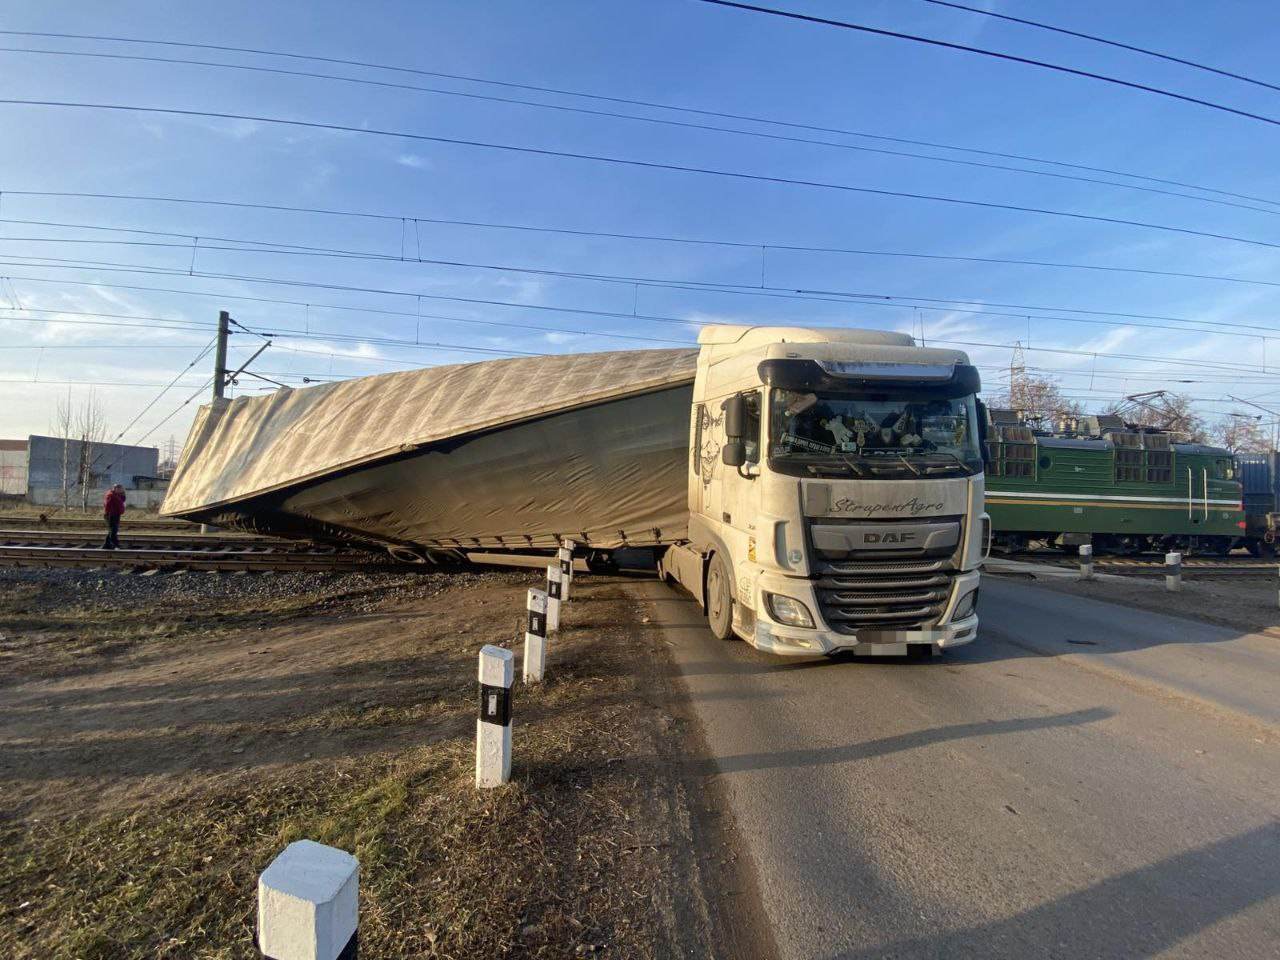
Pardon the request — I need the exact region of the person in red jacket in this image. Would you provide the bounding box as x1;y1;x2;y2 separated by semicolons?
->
102;484;126;550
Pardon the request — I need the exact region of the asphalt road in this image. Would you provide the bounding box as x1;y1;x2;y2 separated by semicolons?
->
634;575;1280;959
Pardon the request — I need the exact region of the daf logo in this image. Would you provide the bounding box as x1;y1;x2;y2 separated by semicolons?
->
864;531;917;544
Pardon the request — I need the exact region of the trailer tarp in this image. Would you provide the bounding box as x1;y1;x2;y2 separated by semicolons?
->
162;348;698;548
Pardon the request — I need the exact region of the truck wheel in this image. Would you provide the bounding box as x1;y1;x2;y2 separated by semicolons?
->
705;554;735;641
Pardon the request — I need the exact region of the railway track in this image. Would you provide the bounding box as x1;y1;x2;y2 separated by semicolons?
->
0;543;427;573
1004;551;1276;578
0;515;196;532
0;529;310;551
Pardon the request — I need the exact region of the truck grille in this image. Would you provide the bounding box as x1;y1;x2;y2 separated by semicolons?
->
815;558;955;635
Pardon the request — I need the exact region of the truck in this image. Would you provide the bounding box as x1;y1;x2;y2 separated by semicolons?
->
658;326;987;657
162;324;989;657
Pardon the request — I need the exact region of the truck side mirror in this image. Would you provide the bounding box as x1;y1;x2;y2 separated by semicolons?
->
722;441;747;467
975;399;990;450
724;394;745;441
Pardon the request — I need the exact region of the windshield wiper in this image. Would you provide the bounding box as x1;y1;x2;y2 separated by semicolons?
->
896;453;922;477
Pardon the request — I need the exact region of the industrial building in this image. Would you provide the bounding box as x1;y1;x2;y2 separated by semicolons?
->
6;436;166;508
0;439;27;498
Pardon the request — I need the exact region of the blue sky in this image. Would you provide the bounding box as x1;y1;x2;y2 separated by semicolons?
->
2;0;1280;451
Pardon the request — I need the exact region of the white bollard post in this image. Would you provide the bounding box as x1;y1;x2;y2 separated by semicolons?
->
557;545;574;602
1079;543;1094;581
1165;551;1182;592
258;839;359;960
545;564;562;633
476;645;513;788
524;588;548;683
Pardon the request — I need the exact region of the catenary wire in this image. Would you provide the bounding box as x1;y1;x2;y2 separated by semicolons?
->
1;44;1275;218
7;204;1280;294
696;0;1280;128
4;242;1279;343
919;0;1280;93
0;28;1274;208
2;262;1272;379
3;102;1280;251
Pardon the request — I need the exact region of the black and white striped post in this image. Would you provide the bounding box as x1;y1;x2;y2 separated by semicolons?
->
558;539;575;602
545;563;563;633
476;645;513;788
1164;551;1182;592
1078;544;1094;581
524;588;548;684
257;839;359;960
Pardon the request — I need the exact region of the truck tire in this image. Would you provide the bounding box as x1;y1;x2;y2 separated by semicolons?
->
705;554;735;641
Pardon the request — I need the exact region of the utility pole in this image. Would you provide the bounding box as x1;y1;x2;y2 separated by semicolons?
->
202;310;231;534
212;310;230;400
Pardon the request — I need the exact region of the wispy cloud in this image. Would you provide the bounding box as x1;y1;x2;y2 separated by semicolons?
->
396;153;431;170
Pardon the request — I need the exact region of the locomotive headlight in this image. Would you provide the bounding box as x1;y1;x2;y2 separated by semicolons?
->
763;592;815;628
951;587;979;621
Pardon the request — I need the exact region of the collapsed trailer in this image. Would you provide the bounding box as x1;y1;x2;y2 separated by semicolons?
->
162;348;699;559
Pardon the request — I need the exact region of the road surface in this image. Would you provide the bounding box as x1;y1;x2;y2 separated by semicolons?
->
635;575;1280;959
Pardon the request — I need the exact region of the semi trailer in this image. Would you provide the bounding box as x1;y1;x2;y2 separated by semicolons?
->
163;324;988;657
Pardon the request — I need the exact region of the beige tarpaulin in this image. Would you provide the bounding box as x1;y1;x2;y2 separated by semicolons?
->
162;348;699;549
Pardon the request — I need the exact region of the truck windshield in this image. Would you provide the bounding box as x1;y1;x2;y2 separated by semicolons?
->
769;389;983;477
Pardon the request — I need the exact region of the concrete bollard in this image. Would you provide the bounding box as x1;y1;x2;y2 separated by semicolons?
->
524;588;548;683
557;545;574;602
258;840;359;960
1078;544;1094;580
545;564;562;633
476;645;514;788
1165;551;1182;592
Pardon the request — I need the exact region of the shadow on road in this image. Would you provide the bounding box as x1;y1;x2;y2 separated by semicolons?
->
686;707;1112;777
821;821;1280;960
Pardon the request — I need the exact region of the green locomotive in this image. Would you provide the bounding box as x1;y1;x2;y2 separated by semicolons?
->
984;412;1245;554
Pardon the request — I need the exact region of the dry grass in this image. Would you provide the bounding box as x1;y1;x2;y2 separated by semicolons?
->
0;574;703;959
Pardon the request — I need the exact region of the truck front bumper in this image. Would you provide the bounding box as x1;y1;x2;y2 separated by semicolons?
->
745;570;981;657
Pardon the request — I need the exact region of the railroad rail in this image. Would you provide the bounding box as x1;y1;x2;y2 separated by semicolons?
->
0;544;427;573
0;515;195;532
1004;552;1276;578
0;529;311;551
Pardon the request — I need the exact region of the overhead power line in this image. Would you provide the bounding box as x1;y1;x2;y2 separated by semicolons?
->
920;0;1280;93
5;241;1280;343
3;101;1280;251
8;203;1280;294
1;258;1274;380
2;45;1275;217
696;0;1280;128
1;29;1274;209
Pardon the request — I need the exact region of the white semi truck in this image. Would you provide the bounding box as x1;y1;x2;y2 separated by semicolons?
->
660;325;988;657
165;323;988;657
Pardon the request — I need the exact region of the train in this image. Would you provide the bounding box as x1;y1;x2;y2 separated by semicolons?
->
983;411;1275;556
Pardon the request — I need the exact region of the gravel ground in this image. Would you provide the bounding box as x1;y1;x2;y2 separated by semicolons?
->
0;567;481;615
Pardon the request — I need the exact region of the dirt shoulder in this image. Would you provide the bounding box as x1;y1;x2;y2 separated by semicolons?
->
0;567;755;959
987;566;1280;637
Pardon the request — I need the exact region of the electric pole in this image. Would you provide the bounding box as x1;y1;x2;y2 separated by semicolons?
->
213;310;230;400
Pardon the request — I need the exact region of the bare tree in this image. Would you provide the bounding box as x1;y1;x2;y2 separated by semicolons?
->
51;392;75;510
73;391;107;511
989;372;1083;426
1217;416;1273;453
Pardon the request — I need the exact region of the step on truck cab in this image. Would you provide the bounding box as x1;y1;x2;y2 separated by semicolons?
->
662;325;989;656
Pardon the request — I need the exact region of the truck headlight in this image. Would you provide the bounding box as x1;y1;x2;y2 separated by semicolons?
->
763;592;815;628
951;588;979;621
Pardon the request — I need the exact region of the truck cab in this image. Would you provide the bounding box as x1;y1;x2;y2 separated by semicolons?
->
664;325;988;657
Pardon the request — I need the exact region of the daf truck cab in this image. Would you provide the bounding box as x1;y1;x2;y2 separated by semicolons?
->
663;325;989;657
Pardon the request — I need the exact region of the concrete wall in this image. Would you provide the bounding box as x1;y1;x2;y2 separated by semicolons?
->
0;440;26;496
26;435;161;507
